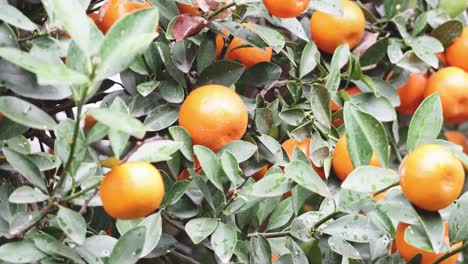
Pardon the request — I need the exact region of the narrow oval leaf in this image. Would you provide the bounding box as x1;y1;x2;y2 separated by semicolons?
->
266;197;294;231
109;226;146;264
3;147;47;192
186;218;219;244
341;166;399;193
0;96;57;130
0;4;37;31
197;60;245;87
89;108;146;139
143;104;179;132
407;94;443;151
139;213;162;256
322;215;383;242
0;240;46;263
328;236;361;259
300;42;319;78
211;223;238;263
194;145;224;191
285;160;332;197
218;140;258;163
169;126;194;162
128;140;182;163
449;192;468;243
8;186;49;204
57;206;87;245
245;172;289;197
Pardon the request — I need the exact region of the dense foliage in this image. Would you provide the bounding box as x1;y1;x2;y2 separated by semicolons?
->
0;0;467;263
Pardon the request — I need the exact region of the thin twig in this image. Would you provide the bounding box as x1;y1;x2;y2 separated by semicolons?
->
79;189;99;215
13;202;56;238
162;212;186;231
169;250;200;264
433;241;468;264
313;211;341;230
247;231;290;238
63;182;101;202
205;2;236;20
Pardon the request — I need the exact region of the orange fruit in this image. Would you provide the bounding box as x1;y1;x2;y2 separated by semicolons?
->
252;165;269;181
424;67;468;124
272;254;278;262
331;87;361;111
395;73;428;115
99;162;165;219
281;138;325;178
97;0;152;34
84;114;97;133
215;29;229;58
436;52;448;66
178;85;248;152
331;133;380;181
263;0;311;18
446;27;468;72
445;131;468;154
310;0;365;53
395;222;461;264
177;2;201;16
400;144;465;211
226;23;273;69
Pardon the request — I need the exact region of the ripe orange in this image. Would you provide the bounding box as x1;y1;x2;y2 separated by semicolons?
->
177;2;201;16
445;131;468;154
84;114;97;133
282;138;325;178
400;144;465;211
310;0;365;53
395;222;461;264
446;27;468;72
97;0;152;34
396;73;428;115
262;0;311;18
178;85;248;152
424;67;468;124
226;23;273;69
331;133;380;181
215;29;229;58
99;162;165;219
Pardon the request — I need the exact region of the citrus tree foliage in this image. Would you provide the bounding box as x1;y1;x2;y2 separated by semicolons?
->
0;0;467;263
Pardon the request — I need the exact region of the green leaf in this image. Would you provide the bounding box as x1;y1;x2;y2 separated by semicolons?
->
251;23;285;52
322;215;383;242
341;166;399;193
144;104;178;132
344;103;389;168
396;51;427;73
0;47;88;85
50;0;90;55
147;0;178;19
139;213;162;256
57;206;87;245
0;240;46;263
55;119;86;174
310;84;331;128
360;37;389;67
279;108;305;126
368;209;396;237
109;226;146;264
8;186;49;204
350;93;396;122
171;39;197;73
285;160;331;197
128;140;182;163
215;21;268;50
377;189;419;224
439;0;468;17
328;236;361;259
116;219;142;236
211;223;238;263
338;189;376;214
449;192;468;243
95;8;159;80
3;147;47;192
0;4;37;31
193;145;225;191
245;172;289;197
136;80;159;97
89;108;146;139
197;33;217;72
406;94;443;151
159;80;185;104
32;232;85;263
155;42;186;88
410;36;444;68
249;236;272;264
299;42;319;78
414;210;446;253
169;126;194;162
255;108;274;134
186;218;219;244
310;0;343;16
218;140;258;163
326;44;350;92
404;225;433;251
238;62;282;87
163;180;190;206
82;236;118;258
0;96;57;130
220;151;244;187
267;197;294;231
197;59;245;87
